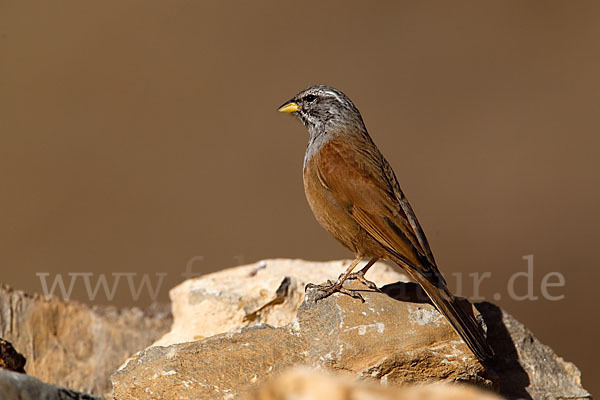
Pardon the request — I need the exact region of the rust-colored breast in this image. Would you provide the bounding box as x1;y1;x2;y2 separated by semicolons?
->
302;141;388;258
303;155;363;254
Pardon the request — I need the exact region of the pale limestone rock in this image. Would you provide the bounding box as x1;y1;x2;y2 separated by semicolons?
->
153;258;408;346
0;285;171;397
0;259;590;400
247;367;505;400
113;272;590;400
112;280;493;400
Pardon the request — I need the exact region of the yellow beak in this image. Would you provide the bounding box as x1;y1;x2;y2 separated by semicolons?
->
277;102;300;113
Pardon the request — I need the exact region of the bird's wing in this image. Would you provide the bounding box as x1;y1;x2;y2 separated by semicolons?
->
314;138;438;272
314;138;494;360
380;156;437;267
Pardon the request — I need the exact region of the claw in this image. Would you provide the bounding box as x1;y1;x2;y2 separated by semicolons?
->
305;281;365;303
337;286;365;302
305;282;320;292
346;272;380;292
305;258;378;303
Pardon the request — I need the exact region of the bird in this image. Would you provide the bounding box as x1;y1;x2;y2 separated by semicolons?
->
277;85;494;361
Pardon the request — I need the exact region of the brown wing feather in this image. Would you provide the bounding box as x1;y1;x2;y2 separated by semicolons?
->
381;157;437;267
314;139;433;270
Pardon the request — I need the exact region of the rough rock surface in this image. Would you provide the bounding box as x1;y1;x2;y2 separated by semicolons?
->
478;302;590;400
248;367;505;400
0;368;103;400
0;338;26;373
0;284;171;396
0;259;590;400
113;273;590;400
113;281;490;400
153;258;408;347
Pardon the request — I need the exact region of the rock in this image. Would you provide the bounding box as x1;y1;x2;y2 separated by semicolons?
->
247;366;505;400
113;270;590;400
0;368;104;400
1;259;587;400
0;284;172;397
153;258;408;346
0;338;26;373
478;302;590;400
112;279;493;400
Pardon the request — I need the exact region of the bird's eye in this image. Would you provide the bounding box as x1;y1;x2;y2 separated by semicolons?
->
304;94;317;103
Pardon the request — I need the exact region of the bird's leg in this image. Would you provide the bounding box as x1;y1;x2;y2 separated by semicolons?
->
345;257;380;291
305;257;365;302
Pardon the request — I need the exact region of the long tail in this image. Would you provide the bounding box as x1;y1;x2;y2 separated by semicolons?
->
405;268;494;361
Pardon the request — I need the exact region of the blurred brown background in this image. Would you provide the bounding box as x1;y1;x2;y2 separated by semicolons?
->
1;0;597;394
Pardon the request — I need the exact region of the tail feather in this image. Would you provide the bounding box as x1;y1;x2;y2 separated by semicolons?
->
407;269;494;361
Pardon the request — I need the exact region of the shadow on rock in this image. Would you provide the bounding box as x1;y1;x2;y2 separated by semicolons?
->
477;302;532;400
381;281;432;304
381;281;540;400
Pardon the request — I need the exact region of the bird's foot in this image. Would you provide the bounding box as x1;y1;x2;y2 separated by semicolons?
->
343;271;380;292
305;280;365;303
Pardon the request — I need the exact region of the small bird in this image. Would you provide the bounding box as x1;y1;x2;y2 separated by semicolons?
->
278;85;493;361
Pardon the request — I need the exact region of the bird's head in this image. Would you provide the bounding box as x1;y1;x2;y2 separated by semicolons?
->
278;85;365;137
